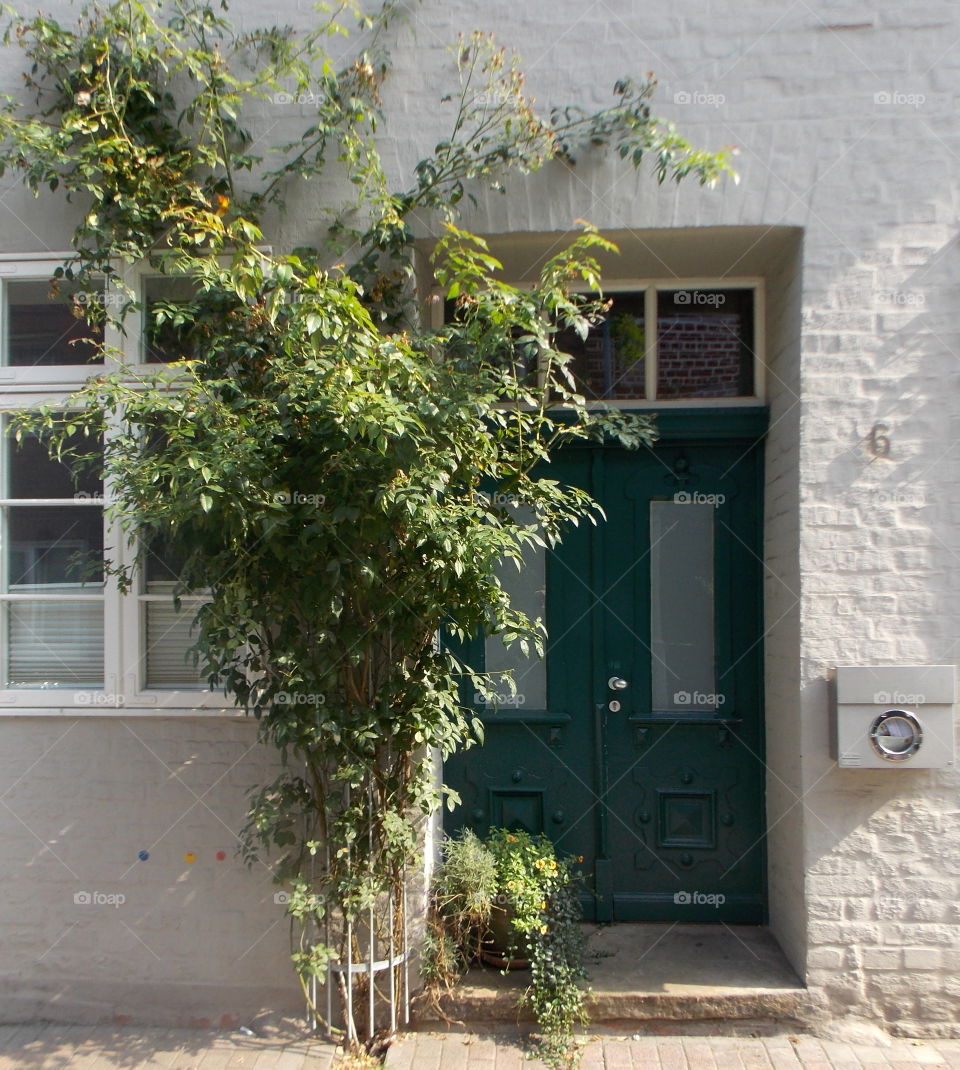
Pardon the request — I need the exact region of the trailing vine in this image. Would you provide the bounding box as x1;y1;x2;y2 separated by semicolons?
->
0;0;732;1050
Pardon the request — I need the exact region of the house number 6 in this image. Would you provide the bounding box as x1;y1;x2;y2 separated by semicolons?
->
868;423;891;458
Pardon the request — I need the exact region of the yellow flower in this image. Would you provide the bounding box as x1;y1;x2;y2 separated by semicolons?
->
534;859;545;869
507;834;518;842
507;880;517;889
540;925;548;934
540;901;547;910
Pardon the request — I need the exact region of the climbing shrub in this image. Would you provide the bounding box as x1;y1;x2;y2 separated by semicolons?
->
0;0;732;1047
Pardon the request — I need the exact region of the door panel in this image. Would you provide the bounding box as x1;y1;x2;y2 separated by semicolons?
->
445;431;766;924
593;444;765;921
445;448;597;862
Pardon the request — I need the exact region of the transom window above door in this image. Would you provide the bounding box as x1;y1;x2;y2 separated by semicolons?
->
555;283;761;404
435;277;763;405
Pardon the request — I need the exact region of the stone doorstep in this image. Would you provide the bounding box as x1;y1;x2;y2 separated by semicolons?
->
412;923;814;1031
414;980;815;1031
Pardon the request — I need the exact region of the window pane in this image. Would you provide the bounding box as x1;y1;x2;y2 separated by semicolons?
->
557;292;646;400
656;289;754;399
8;428;103;500
4;601;103;687
650;501;716;712
144;532;191;586
6;279;104;366
144;597;206;688
442;298;539;384
143;276;199;363
7;507;104;588
484;511;546;709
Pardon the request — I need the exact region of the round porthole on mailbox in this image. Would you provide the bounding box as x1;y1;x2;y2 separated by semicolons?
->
833;665;956;769
869;710;922;762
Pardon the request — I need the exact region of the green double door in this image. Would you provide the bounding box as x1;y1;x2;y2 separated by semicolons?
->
445;415;767;923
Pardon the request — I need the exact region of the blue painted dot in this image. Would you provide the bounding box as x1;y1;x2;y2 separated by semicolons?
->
138;850;150;861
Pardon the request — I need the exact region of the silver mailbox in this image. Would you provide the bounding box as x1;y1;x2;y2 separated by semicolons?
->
833;665;956;769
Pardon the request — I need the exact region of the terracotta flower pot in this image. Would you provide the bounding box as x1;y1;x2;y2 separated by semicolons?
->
480;905;531;970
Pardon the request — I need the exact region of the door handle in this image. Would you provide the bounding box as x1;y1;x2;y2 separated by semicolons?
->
608;677;629;691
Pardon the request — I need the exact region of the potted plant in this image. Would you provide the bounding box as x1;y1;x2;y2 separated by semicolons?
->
425;827;589;1068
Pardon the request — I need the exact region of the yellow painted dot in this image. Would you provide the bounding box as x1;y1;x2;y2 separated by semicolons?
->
184;852;196;864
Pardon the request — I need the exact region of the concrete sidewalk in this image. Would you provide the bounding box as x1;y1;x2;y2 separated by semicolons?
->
385;1031;960;1070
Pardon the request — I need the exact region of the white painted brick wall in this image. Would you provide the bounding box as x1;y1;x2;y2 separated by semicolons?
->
0;0;958;1034
0;718;298;1025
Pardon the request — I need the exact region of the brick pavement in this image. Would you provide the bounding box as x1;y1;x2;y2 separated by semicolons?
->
4;1024;960;1070
384;1031;960;1070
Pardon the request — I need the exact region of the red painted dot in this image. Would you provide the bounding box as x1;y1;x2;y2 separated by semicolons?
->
216;851;226;861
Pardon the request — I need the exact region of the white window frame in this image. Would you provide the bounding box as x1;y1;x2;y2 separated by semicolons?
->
0;394;117;710
128;249;270;370
0;254;111;387
0;254;239;716
129;261;200;369
111;417;225;712
429;275;766;407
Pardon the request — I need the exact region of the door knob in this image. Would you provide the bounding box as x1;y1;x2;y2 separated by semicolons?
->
608;676;629;691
